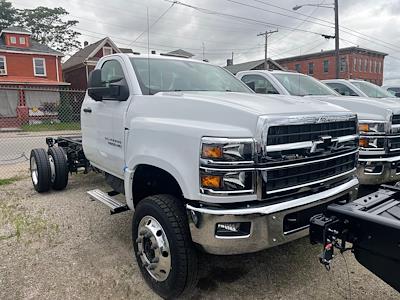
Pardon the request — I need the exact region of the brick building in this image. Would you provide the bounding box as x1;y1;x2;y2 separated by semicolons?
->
275;47;387;85
0;26;69;127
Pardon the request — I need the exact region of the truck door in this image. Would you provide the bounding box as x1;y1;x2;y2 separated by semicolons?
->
84;58;132;177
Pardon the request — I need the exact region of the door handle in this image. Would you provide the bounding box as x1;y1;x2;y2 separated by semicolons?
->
83;107;92;113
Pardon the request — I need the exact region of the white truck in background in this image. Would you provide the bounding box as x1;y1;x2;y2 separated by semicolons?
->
237;70;400;186
29;54;361;298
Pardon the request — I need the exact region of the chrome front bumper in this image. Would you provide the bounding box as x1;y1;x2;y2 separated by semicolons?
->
187;177;359;255
357;155;400;185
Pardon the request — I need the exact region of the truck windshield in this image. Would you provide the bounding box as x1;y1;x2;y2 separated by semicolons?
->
272;73;338;96
130;57;251;95
351;81;394;98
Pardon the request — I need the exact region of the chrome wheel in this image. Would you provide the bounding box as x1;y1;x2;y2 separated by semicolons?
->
48;155;56;183
30;156;38;185
136;216;171;282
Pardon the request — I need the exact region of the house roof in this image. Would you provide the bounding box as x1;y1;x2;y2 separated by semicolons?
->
120;48;134;54
62;37;121;70
165;49;194;58
224;58;284;74
275;47;388;64
0;26;32;35
0;37;63;56
0;76;70;86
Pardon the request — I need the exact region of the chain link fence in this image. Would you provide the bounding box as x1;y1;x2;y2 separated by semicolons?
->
0;85;85;179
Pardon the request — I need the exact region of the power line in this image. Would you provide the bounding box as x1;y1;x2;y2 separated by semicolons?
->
165;0;330;36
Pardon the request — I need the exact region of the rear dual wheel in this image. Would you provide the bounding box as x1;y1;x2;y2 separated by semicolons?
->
30;147;68;193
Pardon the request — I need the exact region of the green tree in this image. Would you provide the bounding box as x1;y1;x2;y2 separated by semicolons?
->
0;0;18;31
18;6;81;53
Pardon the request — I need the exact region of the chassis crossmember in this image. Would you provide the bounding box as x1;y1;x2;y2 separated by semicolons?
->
310;185;400;292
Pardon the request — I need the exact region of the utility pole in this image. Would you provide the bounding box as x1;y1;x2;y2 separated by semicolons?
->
334;0;340;79
257;29;278;70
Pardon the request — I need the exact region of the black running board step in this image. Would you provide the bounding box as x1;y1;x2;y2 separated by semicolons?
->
87;189;129;215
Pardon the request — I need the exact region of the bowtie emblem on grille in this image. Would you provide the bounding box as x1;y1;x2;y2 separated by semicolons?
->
310;135;336;153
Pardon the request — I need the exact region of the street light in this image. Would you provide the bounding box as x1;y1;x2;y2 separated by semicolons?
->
293;1;340;79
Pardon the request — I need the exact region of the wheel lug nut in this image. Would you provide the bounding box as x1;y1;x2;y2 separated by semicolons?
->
151;244;159;250
152;257;159;263
144;232;152;238
139;229;146;236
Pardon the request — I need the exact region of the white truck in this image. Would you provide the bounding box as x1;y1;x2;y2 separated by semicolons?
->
237;70;400;186
29;54;363;298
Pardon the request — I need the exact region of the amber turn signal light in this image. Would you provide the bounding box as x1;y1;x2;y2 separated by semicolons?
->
201;175;221;189
202;145;223;159
359;124;369;132
359;138;369;148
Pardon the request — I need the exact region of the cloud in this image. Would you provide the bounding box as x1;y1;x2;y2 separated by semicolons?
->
11;0;400;80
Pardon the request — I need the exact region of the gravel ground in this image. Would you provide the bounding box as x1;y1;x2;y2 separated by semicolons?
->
0;174;398;300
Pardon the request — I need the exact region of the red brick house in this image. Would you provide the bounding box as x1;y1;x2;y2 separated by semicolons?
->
275;47;387;85
0;26;69;127
63;37;134;90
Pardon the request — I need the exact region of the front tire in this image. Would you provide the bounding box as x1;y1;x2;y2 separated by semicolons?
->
132;194;198;299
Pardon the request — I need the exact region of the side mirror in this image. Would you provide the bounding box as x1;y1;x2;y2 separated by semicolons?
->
87;69;129;101
395;92;400;98
245;81;255;91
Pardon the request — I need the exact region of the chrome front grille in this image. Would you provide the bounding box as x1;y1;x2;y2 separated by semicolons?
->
260;115;358;200
267;121;357;145
392;115;400;125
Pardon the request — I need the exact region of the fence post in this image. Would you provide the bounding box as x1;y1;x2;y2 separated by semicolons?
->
16;86;29;126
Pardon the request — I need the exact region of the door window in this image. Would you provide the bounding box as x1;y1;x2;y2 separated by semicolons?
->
325;82;358;96
241;74;279;94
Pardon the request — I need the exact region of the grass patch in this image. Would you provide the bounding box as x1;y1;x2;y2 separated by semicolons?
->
21;121;81;132
0;177;19;186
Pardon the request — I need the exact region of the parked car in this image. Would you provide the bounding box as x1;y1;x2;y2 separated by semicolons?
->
237;70;400;185
382;84;400;97
29;54;360;298
323;79;395;99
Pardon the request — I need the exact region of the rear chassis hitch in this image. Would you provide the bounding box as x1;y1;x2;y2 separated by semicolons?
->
310;184;400;292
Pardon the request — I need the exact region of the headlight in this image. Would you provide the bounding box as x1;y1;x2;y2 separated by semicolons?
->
358;122;386;134
200;137;256;195
200;137;255;165
359;136;385;149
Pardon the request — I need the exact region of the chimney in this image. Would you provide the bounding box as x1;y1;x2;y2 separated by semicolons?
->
227;58;233;66
151;50;156;54
84;41;89;47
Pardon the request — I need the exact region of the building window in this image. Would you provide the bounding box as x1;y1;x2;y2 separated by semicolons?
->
19;37;26;44
374;61;377;73
353;58;356;72
364;59;368;72
378;62;382;73
103;46;113;56
295;63;301;72
308;62;314;75
323;60;329;73
0;56;7;75
369;60;372;73
358;58;362;72
33;58;46;76
340;57;347;72
10;36;16;44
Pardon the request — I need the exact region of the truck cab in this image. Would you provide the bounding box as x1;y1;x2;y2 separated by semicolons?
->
31;54;360;298
323;79;396;99
237;70;400;186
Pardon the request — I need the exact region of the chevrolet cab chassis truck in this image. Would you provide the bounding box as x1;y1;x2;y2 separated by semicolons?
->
29;54;399;298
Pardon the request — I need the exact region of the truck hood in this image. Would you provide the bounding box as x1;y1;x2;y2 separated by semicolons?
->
305;95;400;122
161;91;352;116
